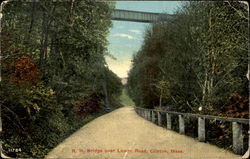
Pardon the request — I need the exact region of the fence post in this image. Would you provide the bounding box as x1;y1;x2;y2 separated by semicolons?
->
150;111;153;121
152;111;156;123
166;113;172;130
148;110;152;121
148;111;150;121
157;111;162;126
198;117;205;142
179;115;185;135
148;111;151;121
232;122;244;154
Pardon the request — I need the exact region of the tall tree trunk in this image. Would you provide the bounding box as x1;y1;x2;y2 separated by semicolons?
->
26;2;36;56
102;68;110;111
39;11;46;68
28;2;36;35
44;25;49;60
159;88;162;108
202;71;208;105
203;7;215;108
39;7;51;68
208;8;216;105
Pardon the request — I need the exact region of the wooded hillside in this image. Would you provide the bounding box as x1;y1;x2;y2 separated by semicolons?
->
127;1;248;151
128;1;248;117
0;1;122;157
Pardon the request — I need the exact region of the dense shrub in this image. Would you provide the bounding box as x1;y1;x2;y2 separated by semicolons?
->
1;81;68;157
72;93;104;118
10;56;39;85
220;93;249;118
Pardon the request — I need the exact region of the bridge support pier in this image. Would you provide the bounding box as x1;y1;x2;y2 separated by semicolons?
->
166;113;172;130
198;117;205;142
157;111;162;126
232;122;243;154
179;115;185;135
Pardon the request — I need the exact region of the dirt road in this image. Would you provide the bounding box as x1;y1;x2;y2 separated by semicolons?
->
45;106;240;159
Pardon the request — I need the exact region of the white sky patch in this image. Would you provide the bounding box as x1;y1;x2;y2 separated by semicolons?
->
106;56;132;78
112;33;136;40
129;29;142;34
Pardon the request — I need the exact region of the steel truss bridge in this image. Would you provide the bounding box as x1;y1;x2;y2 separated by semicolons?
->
111;9;173;23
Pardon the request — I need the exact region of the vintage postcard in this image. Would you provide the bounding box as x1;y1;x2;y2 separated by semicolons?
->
0;0;249;159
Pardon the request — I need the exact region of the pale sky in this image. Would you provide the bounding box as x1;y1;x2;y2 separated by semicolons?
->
105;1;183;78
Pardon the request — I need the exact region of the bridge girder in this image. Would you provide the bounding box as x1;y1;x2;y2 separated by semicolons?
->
111;9;173;23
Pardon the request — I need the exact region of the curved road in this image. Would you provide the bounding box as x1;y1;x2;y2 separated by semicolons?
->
46;106;240;159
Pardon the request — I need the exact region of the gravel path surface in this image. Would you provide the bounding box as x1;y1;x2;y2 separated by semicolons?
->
45;106;241;159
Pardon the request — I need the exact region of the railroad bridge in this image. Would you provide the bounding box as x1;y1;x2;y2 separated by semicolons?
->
111;9;173;23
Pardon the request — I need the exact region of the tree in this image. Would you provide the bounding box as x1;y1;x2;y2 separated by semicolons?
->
127;1;248;115
1;1;122;157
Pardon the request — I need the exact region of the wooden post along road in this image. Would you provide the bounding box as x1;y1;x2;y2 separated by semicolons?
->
136;107;249;156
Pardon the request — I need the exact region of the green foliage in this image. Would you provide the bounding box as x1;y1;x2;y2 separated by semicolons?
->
105;67;123;104
1;82;67;157
1;0;121;158
127;2;248;154
72;93;104;118
127;1;248;115
120;88;135;106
